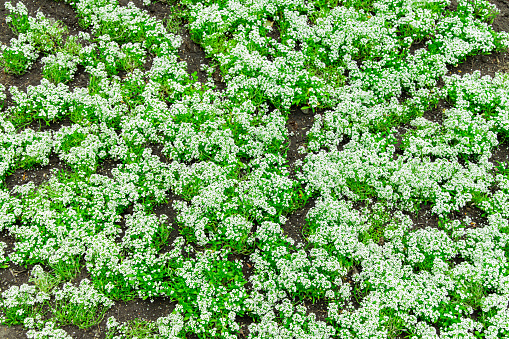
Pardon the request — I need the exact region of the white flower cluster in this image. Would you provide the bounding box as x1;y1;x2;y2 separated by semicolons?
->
4;0;28;20
2;2;70;75
0;113;52;178
74;0;181;51
0;284;49;325
1;284;49;310
26;322;73;339
1;33;39;75
41;52;80;84
80;35;147;76
53;278;113;310
443;70;509;139
156;309;185;339
164;249;248;337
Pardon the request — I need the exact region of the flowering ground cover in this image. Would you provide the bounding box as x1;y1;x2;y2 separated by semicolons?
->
2;0;509;337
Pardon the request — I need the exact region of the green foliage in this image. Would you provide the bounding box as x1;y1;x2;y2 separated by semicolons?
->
0;284;48;326
61;35;83;56
359;202;397;245
31;21;68;53
29;265;61;294
380;308;408;339
105;318;159;339
1;46;36;75
52;282;113;329
341;0;376;12
165;251;247;337
41;53;79;84
451;280;487;311
495;161;509;176
121;72;147;110
163;1;187;34
42;64;73;84
435;301;472;330
92;270;138;302
49;255;82;281
60;131;88;153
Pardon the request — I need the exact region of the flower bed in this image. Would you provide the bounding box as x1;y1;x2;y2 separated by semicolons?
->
1;0;509;337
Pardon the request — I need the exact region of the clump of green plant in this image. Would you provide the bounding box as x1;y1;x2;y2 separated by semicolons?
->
2;2;69;75
0;284;49;325
105;316;159;339
119;42;147;72
25;321;73;339
41;52;80;84
4;1;30;34
0;241;8;269
80;36;147;77
61;34;85;56
380;308;408;339
165;250;247;337
29;265;61;294
6;5;68;54
359;202;397;245
49;255;82;282
0;36;39;75
52;279;114;329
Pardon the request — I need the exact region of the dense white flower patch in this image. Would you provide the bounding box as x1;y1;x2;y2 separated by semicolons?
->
1;1;71;75
41;52;80;84
52;279;114;328
0;284;49;325
1;0;509;337
26;322;73;339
